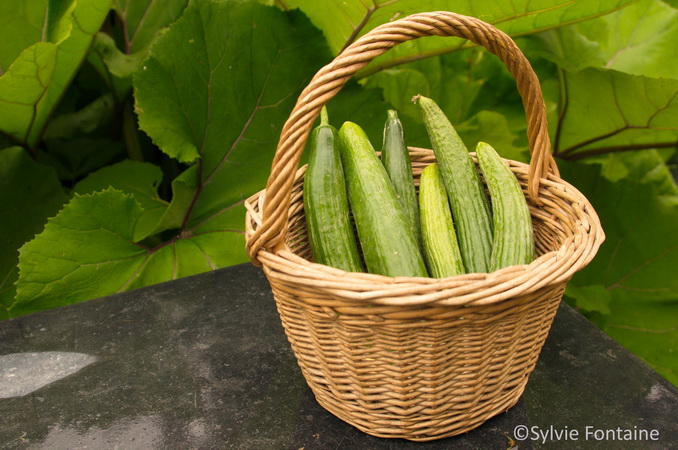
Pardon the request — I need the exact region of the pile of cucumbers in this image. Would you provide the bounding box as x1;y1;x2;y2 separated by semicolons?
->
303;95;535;278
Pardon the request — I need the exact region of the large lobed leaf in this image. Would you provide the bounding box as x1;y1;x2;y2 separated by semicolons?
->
561;160;678;385
599;297;678;385
11;0;334;316
278;0;638;76
14;189;147;315
517;0;678;160
0;147;67;319
0;0;113;148
513;0;678;386
134;0;333;228
524;0;678;79
554;68;678;159
565;165;678;303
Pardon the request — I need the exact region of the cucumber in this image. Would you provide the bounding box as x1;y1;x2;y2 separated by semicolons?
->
419;163;465;278
381;109;420;248
303;107;364;272
413;94;493;274
476;141;535;270
338;121;428;278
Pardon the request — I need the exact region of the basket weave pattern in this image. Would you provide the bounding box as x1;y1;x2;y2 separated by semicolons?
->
244;11;604;441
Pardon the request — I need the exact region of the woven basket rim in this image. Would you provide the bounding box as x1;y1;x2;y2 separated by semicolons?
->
245;152;605;309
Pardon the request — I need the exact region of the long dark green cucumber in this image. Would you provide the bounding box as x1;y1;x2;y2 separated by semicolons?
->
381;109;420;247
338;121;428;278
419;163;465;278
303;107;364;272
413;94;493;273
476;141;535;271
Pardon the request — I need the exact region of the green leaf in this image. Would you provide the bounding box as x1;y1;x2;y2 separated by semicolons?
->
73;160;169;241
279;0;638;75
134;0;332;228
553;68;678;159
90;33;149;80
176;203;248;273
88;0;189;100
36;138;123;183
566;284;612;315
365;46;529;148
0;0;113;148
0;0;48;74
457;111;529;163
13;188;147;316
574;0;678;79
561;160;678;303
43;93;116;140
10;1;334;316
568;289;678;387
0;147;68;317
153;165;199;235
11;187;246;317
365;68;432;123
365;48;507;123
86;33;149;100
325;81;399;148
521;26;608;74
525;0;678;79
86;39;130;101
599;150;678;198
561;159;678;385
113;0;189;53
602;298;678;386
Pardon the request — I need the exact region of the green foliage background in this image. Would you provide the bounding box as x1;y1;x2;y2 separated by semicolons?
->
1;0;676;385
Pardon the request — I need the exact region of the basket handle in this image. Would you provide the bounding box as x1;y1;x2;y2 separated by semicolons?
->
247;11;558;265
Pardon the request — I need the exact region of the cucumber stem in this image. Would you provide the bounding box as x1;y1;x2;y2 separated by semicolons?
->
320;106;329;127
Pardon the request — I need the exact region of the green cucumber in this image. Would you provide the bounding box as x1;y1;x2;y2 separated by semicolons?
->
338;121;428;278
381;109;420;248
413;94;493;273
476;141;535;270
303;107;364;272
419;163;465;278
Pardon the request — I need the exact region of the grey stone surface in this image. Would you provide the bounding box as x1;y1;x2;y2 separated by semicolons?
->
0;352;97;399
0;263;676;449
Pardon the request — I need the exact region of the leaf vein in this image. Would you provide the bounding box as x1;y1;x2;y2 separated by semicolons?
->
607;243;678;291
202;46;284;186
117;252;152;293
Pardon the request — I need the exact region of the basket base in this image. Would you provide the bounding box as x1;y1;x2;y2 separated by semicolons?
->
313;375;528;441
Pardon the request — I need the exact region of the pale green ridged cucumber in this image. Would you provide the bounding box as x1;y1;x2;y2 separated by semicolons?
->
476;141;535;270
303;107;364;272
338;121;428;278
419;163;465;278
381;109;420;248
413;94;493;273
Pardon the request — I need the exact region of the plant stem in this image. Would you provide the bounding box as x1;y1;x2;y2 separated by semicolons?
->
355;41;470;79
122;101;144;162
561;142;678;161
553;67;569;156
341;4;377;53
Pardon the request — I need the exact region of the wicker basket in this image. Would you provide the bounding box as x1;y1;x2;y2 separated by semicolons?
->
244;11;605;441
